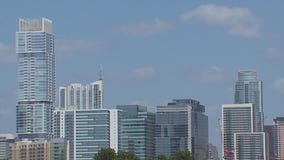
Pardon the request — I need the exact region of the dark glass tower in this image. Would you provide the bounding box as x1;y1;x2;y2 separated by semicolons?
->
155;99;208;160
116;105;155;160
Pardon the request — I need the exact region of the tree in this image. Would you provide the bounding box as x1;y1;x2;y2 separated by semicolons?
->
117;151;139;160
94;148;116;160
156;154;169;160
171;150;194;160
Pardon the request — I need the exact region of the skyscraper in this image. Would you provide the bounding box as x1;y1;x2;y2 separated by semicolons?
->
234;70;263;132
116;105;155;160
222;103;255;159
59;79;103;110
16;18;55;140
53;109;119;160
155;99;208;160
272;117;284;159
264;125;274;159
222;103;267;160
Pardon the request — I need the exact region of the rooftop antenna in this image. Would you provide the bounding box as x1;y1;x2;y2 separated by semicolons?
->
99;66;103;80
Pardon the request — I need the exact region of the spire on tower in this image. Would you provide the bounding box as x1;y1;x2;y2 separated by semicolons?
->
99;66;103;80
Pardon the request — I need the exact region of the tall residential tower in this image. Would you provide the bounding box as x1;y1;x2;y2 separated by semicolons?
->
59;79;103;110
16;18;55;140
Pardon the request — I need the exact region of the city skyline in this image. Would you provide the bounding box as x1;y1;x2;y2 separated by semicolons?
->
1;1;284;155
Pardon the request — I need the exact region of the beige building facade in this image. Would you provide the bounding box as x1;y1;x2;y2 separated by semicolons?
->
10;139;68;160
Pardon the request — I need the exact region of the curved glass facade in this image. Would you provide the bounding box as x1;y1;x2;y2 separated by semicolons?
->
234;70;263;132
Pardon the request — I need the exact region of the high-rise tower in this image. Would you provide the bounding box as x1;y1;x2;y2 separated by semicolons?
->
117;105;155;160
272;117;284;159
222;103;255;159
16;18;55;140
155;99;208;160
59;80;103;110
234;70;263;132
221;104;266;160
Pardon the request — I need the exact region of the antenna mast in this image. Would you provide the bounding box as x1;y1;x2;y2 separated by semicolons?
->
99;66;103;80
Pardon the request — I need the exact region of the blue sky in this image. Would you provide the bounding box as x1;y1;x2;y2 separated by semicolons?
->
1;0;284;153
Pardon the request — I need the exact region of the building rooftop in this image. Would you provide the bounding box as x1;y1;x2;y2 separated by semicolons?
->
19;17;52;33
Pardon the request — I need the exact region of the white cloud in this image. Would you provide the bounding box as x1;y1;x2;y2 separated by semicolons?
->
206;66;226;81
272;78;284;94
114;18;174;36
56;39;102;57
133;67;155;78
180;4;260;38
210;66;224;73
264;48;283;58
0;42;16;64
187;66;226;83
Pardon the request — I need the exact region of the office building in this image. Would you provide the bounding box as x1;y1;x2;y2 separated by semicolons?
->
222;103;266;160
234;132;266;159
10;139;68;160
0;134;15;160
59;79;103;110
208;143;219;160
155;99;208;160
116;105;155;160
59;87;67;110
53;109;119;160
264;125;274;160
50;139;70;160
272;117;284;159
222;104;254;159
234;70;263;132
16;18;55;140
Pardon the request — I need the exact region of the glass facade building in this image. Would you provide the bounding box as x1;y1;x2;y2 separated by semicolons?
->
59;80;103;110
234;70;263;132
155;99;208;160
234;132;266;160
116;105;155;160
208;143;219;160
53;109;119;160
222;104;254;159
16;18;55;140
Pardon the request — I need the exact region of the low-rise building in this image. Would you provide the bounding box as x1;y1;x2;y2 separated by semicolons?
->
0;134;15;160
10;139;68;160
